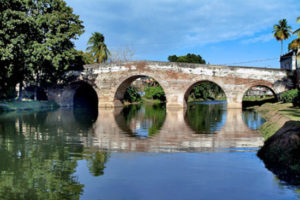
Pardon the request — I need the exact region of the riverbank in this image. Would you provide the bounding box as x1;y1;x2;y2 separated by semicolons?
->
123;97;164;106
251;102;300;139
0;100;59;112
252;102;300;185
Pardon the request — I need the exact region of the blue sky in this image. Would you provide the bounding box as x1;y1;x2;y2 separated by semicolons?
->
65;0;300;68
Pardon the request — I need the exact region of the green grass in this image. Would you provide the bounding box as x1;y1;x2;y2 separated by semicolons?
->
142;97;163;104
258;121;281;139
253;102;300;139
242;95;275;101
0;99;59;112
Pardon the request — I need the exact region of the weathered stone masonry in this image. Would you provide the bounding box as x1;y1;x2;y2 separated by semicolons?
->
48;61;292;109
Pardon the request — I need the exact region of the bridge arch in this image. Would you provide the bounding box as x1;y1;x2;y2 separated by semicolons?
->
241;81;278;107
242;81;278;98
183;79;228;107
113;74;168;106
72;81;100;109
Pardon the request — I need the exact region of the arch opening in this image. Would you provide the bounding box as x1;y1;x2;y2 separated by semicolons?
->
114;75;166;105
184;80;227;106
73;82;99;123
242;85;278;108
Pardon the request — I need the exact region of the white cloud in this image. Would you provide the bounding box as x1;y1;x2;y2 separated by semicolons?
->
66;0;300;56
241;33;274;44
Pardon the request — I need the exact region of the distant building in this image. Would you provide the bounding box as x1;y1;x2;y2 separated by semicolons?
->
245;86;273;96
280;50;299;70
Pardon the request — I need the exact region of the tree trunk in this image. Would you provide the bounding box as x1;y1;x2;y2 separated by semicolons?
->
34;86;37;101
281;40;283;55
18;82;23;101
34;71;40;101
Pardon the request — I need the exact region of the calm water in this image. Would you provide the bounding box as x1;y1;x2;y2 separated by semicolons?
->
0;102;299;200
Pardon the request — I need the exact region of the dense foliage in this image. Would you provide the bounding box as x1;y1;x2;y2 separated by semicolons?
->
123;86;141;103
0;0;84;99
168;53;206;64
292;89;300;107
188;82;225;101
144;85;166;101
280;89;298;103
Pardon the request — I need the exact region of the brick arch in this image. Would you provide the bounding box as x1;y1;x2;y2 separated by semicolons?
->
71;80;100;107
242;80;278;99
183;79;228;107
112;73;169;106
237;81;278;106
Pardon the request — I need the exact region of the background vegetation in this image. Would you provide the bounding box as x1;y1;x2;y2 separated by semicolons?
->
0;0;85;99
168;53;206;64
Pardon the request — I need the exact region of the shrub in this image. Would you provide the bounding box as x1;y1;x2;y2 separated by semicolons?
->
292;89;300;107
123;86;141;103
144;85;166;101
280;89;298;103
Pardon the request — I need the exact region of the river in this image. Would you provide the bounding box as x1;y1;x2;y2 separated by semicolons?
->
0;101;299;199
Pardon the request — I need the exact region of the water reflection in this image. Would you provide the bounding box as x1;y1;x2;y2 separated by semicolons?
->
242;109;266;130
115;104;166;138
0;103;298;199
185;101;226;134
0;110;108;199
92;103;264;152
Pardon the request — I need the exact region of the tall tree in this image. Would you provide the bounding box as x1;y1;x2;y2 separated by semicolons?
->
273;19;292;55
0;0;37;99
29;0;84;87
87;32;110;63
0;0;84;99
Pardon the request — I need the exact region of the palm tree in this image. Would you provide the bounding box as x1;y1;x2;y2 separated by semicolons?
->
273;19;292;55
294;17;300;37
87;32;110;63
289;17;300;53
288;38;300;51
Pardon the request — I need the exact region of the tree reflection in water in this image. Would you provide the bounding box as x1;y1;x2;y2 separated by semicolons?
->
185;101;227;134
0;110;109;199
115;103;166;138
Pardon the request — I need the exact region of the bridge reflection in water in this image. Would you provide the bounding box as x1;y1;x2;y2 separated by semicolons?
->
83;103;265;152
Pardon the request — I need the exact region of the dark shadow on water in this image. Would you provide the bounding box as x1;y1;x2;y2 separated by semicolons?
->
73;107;98;129
242;97;277;108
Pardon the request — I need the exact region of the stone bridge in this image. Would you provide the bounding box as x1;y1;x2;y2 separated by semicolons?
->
48;61;292;109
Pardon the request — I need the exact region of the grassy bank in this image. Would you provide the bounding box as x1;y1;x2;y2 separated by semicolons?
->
123;97;164;106
0;100;59;112
251;102;300;139
254;102;300;185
